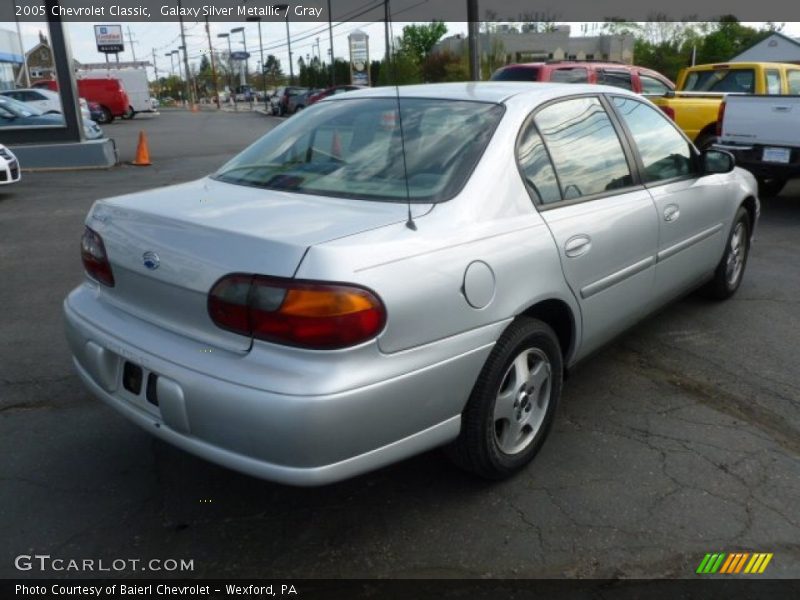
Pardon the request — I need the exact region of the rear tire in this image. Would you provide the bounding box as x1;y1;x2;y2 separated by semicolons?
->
756;177;787;198
121;106;135;120
702;206;751;300
447;317;563;480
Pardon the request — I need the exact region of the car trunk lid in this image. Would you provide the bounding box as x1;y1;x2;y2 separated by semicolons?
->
89;177;422;352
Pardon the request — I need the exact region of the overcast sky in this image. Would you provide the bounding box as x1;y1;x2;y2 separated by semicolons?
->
7;20;800;82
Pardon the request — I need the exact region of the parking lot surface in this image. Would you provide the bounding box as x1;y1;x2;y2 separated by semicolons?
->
1;109;798;579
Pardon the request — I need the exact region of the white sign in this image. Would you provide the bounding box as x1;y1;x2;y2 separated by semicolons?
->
94;24;124;54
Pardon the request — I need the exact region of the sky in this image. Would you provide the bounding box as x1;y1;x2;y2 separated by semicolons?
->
6;20;800;84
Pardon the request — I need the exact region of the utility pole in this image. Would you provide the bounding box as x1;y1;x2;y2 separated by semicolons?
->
205;17;221;109
177;0;195;106
467;0;480;81
384;0;391;66
152;48;159;98
126;26;138;62
327;0;335;86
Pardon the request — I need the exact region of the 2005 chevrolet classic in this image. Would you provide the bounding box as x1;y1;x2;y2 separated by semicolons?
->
64;83;759;485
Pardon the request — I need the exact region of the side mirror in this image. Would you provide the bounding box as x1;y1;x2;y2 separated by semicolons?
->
702;149;735;174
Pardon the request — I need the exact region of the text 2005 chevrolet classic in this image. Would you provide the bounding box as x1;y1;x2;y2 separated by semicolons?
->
64;83;758;485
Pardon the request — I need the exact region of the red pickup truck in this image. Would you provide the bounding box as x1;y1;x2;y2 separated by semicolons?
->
32;78;130;124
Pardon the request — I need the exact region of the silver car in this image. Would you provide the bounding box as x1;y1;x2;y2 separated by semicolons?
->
64;83;759;485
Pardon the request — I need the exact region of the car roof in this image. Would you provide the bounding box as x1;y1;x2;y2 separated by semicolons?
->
333;81;642;104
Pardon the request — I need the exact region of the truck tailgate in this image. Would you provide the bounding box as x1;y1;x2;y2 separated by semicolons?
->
720;96;800;147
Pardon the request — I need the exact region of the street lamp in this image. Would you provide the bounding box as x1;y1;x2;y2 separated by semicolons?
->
231;26;247;88
164;52;175;77
276;4;293;85
246;16;267;109
217;33;232;92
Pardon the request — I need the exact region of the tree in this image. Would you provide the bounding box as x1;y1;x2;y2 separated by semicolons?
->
398;21;448;66
263;55;284;89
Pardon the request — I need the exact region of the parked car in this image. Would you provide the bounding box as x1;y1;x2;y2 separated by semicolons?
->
0;88;92;120
33;78;130;124
650;62;800;149
714;93;800;197
270;86;309;116
64;83;758;486
490;60;675;95
287;88;321;114
0;96;104;139
0;144;20;186
307;85;366;106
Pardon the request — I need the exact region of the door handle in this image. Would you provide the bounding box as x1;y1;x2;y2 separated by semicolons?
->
664;204;680;222
564;235;592;258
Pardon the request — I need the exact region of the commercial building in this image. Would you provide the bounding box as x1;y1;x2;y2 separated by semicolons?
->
0;29;24;90
433;25;635;65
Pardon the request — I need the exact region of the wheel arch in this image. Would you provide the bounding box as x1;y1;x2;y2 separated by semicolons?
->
740;195;758;237
518;298;577;364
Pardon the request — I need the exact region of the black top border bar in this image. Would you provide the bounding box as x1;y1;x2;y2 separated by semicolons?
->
5;0;800;22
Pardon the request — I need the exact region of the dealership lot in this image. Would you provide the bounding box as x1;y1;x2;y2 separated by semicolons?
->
1;109;798;578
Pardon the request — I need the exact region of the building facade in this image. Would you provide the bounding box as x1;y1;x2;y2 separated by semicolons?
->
433;26;635;66
730;32;800;64
0;29;24;91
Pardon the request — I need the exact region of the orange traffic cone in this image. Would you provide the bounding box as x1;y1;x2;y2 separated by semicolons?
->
131;131;151;166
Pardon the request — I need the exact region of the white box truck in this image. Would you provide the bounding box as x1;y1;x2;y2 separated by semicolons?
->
77;68;154;118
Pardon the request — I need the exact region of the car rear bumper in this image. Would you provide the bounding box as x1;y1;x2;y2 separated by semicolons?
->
716;143;800;180
64;285;499;486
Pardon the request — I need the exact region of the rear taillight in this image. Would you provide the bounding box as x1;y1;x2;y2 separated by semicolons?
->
81;226;114;287
659;105;676;121
208;274;386;350
716;101;726;137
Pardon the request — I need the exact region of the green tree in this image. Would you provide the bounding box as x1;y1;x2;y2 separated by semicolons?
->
398;21;448;66
263;55;284;89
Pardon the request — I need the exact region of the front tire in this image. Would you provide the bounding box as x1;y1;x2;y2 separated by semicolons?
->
447;317;563;480
703;207;751;300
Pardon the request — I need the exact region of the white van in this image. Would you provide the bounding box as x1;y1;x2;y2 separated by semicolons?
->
77;69;153;118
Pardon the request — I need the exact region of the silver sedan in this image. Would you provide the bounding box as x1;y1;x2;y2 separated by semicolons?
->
64;83;759;485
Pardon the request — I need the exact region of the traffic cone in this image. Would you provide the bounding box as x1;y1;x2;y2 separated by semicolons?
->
131;131;151;166
191;103;199;112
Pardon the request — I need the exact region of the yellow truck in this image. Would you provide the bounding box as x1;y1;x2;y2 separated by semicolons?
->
650;62;800;149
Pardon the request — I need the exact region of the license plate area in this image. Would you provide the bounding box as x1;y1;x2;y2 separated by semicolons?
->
762;147;790;163
122;361;143;395
121;361;160;411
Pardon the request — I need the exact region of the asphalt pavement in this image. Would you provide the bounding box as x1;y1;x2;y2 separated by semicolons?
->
1;108;798;579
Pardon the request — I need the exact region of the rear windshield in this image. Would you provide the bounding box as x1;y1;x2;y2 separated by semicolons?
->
491;67;541;82
683;69;755;93
214;97;504;203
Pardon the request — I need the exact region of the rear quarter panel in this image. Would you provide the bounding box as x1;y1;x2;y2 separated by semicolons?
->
294;94;581;360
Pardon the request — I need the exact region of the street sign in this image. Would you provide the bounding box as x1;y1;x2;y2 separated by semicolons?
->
230;51;251;61
94;24;124;54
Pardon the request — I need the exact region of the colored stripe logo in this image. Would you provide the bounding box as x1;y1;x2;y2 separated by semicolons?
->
696;552;773;574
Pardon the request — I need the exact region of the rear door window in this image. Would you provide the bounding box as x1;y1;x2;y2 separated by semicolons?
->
786;70;800;95
640;74;671;95
534;96;633;200
765;70;781;95
516;122;561;205
598;69;633;90
490;66;541;82
549;68;589;83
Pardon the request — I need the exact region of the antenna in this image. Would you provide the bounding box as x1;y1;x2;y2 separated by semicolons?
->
387;4;417;231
